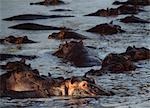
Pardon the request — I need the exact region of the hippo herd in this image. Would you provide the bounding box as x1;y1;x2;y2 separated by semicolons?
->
0;0;150;99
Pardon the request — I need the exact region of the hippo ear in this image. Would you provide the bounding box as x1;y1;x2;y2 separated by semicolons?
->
48;72;51;77
126;46;133;52
79;40;83;45
133;45;136;49
65;41;68;47
20;58;26;63
70;76;77;84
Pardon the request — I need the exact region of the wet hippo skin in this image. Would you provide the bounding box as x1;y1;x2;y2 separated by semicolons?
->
85;5;144;17
0;60;113;98
53;40;101;67
120;15;150;23
9;23;71;30
123;46;150;61
3;14;74;21
113;0;150;6
0;54;37;61
0;59;34;71
85;46;150;76
0;35;36;44
30;0;65;6
86;23;125;35
48;30;87;40
50;9;72;12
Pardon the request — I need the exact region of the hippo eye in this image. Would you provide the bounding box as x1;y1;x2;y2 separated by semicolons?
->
27;73;32;77
82;83;87;87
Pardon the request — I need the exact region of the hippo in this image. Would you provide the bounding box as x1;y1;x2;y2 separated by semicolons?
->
53;40;101;67
85;46;150;76
48;30;87;40
50;9;72;12
85;8;119;17
113;0;150;6
122;46;150;61
9;23;71;30
101;53;136;72
116;5;144;14
85;53;136;76
0;54;37;61
85;5;143;17
86;23;125;35
0;61;112;98
30;0;65;6
0;35;36;44
120;15;150;23
0;59;34;72
3;14;74;21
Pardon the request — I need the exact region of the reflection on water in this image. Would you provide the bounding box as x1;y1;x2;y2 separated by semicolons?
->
0;0;150;108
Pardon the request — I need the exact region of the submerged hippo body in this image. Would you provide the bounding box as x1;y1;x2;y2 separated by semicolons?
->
3;14;74;21
53;41;101;67
0;54;37;61
120;15;150;23
85;8;119;17
117;5;144;14
50;9;72;12
48;30;87;40
30;0;65;6
85;5;143;17
9;23;70;30
113;0;150;6
86;23;125;35
0;60;112;98
0;53;37;61
0;35;36;44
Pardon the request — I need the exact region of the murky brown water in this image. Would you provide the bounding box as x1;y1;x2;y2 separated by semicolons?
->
0;0;150;107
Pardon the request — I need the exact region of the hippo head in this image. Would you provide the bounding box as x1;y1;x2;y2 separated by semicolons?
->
4;59;32;72
125;46;150;61
48;30;66;39
64;76;112;97
5;35;16;43
6;70;42;92
102;53;136;72
53;40;84;58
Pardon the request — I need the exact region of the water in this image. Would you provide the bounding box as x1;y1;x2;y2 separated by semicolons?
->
0;0;150;107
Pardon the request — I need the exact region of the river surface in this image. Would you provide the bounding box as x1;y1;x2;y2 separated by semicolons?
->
0;0;150;108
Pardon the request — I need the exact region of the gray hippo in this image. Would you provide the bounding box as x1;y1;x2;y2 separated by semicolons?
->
86;23;125;35
120;15;150;23
0;54;37;61
48;30;87;40
9;23;71;30
30;0;65;6
0;35;36;44
113;0;150;6
53;40;101;67
3;14;74;21
85;5;144;17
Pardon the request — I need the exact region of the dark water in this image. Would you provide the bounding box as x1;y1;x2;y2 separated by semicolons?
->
0;0;150;107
